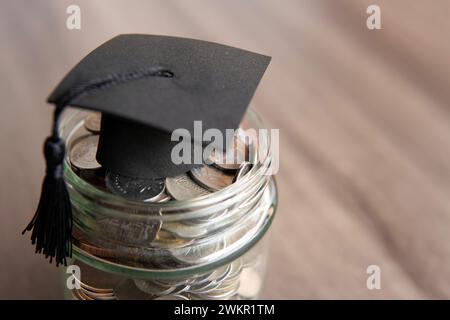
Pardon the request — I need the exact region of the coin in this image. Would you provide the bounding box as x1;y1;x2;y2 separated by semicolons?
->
183;209;229;226
82;291;116;300
70;134;101;170
73;227;161;264
165;173;211;201
73;234;119;260
152;191;171;203
71;289;84;300
189;265;231;293
189;281;223;296
154;294;189;300
209;135;249;172
75;287;113;301
170;238;226;265
191;284;238;300
141;248;190;269
134;277;192;296
99;218;162;245
189;165;234;191
162;222;208;239
84;112;101;133
73;288;94;300
155;278;193;286
134;279;179;296
152;229;194;249
77;282;116;300
77;280;114;295
105;171;165;202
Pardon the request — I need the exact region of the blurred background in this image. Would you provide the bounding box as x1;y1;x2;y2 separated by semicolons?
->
1;0;450;299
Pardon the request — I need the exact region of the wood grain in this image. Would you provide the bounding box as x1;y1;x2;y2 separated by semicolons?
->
0;0;449;299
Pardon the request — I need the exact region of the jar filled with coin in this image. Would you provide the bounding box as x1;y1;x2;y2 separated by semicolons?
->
21;35;276;300
60;108;277;300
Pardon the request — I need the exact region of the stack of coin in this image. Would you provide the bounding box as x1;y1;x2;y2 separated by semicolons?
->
113;259;243;300
189;259;243;300
70;260;122;300
70;113;255;247
70;112;253;203
71;255;264;300
72;280;116;301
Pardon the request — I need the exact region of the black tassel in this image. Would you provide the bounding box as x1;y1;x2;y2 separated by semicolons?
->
23;106;72;266
23;69;170;266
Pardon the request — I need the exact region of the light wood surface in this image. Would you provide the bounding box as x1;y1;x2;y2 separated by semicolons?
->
1;0;449;299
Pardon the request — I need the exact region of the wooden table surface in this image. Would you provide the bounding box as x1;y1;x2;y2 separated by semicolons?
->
1;0;449;299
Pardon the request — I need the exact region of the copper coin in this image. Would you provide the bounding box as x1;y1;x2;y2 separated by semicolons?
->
84;112;101;133
209;134;249;172
189;165;234;191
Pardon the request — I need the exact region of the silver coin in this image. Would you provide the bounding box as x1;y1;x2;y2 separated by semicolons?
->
190;292;235;300
105;171;165;202
184;209;229;226
189;165;234;191
134;279;178;296
189;265;231;293
162;222;207;239
153;277;193;288
70;135;101;170
189;281;223;295
151;191;172;203
209;135;249;172
188;278;219;294
165;173;211;201
152;229;195;249
84;112;101;133
154;294;190;300
191;281;238;299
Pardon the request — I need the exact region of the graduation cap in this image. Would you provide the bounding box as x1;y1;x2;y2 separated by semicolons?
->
23;34;271;266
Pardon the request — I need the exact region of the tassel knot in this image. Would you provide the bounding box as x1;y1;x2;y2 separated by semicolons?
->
44;137;65;178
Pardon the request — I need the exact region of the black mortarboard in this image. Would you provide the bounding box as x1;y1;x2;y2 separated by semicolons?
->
23;34;270;266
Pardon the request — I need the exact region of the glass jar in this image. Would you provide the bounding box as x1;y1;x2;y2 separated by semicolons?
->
60;108;278;300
